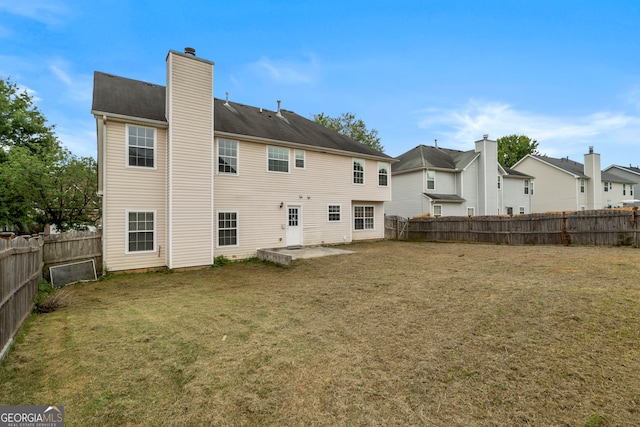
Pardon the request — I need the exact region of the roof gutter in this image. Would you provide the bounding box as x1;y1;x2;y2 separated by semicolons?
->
91;110;169;128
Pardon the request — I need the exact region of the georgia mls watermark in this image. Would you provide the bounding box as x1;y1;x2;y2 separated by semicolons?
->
0;406;64;427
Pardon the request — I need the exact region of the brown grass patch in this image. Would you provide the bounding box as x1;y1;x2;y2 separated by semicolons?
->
2;241;640;426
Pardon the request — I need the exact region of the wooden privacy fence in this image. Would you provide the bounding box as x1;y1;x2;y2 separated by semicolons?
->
386;209;639;246
43;230;102;279
0;236;43;361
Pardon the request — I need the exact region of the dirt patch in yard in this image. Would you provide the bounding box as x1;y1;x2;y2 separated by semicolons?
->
2;241;639;426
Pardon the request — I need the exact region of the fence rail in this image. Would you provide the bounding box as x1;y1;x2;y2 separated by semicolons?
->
386;209;639;246
0;236;43;361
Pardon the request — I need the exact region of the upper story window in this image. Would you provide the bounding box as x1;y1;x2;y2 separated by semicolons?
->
268;146;289;173
378;162;388;186
353;159;364;184
497;176;501;189
580;179;585;193
524;179;530;195
127;125;155;168
218;139;238;174
427;170;436;190
294;150;305;169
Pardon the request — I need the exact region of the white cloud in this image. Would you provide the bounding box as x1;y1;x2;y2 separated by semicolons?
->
417;100;640;160
248;53;321;85
0;1;70;26
49;60;93;102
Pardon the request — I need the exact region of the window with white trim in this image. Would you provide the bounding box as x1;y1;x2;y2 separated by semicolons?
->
378;162;388;186
623;184;627;196
467;207;475;216
127;211;155;252
218;211;238;247
127;125;155;168
519;206;525;214
328;204;341;222
268;146;289;172
604;181;611;192
354;205;374;230
294;150;305;169
433;204;442;217
218;139;238;174
353;159;364;184
427;170;436;190
524;179;530;195
497;176;501;189
580;179;585;193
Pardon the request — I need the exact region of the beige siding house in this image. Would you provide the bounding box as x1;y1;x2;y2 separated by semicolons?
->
386;136;534;218
512;147;634;212
92;48;392;272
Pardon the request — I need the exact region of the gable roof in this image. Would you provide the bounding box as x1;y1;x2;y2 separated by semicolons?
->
527;155;633;183
91;71;391;160
605;164;640;176
392;145;478;174
502;166;533;179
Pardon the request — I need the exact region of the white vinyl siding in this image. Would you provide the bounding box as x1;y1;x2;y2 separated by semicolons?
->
268;146;289;172
218;138;238;174
103;121;167;271
127;125;155;168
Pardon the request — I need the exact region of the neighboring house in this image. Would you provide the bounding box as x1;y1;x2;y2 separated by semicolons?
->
512;147;634;212
91;48;392;272
602;164;639;205
386;135;533;218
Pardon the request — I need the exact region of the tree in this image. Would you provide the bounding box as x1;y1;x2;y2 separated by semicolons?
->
0;77;99;233
313;112;384;152
497;134;539;168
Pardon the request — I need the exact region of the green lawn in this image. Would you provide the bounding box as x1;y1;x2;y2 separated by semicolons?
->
2;241;640;426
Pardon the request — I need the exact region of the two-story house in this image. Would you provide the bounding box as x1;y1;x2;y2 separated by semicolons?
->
91;48;392;272
386;135;533;218
602;164;639;205
512;147;634;212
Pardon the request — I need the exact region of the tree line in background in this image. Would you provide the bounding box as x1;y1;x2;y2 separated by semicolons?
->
0;77;99;234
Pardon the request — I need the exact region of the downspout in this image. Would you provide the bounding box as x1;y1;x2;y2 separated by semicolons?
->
101;115;107;274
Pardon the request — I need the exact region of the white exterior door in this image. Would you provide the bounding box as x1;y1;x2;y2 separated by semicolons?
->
286;205;302;247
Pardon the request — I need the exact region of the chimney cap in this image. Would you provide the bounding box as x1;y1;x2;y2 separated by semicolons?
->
184;47;196;56
483;134;489;140
589;145;594;154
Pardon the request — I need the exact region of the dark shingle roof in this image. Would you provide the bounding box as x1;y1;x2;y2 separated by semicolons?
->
503;166;533;178
423;193;466;203
392;145;478;173
92;72;166;122
532;155;633;183
91;71;390;159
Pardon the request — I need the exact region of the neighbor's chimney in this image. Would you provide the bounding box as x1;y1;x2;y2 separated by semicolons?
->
184;47;196;56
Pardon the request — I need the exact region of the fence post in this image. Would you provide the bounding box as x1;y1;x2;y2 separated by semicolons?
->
634;207;638;247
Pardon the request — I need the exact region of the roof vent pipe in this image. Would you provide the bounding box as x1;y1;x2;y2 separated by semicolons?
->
276;100;283;117
434;139;438;148
184;47;196;56
224;91;229;106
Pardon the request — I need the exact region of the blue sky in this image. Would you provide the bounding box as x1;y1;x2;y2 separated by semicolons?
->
1;0;639;168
